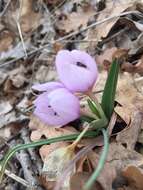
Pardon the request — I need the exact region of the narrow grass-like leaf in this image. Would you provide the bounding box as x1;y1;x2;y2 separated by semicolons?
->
101;59;120;119
0;131;99;183
87;99;101;118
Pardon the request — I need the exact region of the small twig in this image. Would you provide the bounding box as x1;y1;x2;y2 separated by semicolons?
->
0;0;11;17
0;165;30;188
0;10;139;68
21;128;42;174
15;0;28;58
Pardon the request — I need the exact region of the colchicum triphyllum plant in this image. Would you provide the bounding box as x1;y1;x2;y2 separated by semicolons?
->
0;49;120;190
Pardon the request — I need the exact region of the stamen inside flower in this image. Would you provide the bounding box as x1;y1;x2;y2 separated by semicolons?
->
54;112;58;116
76;61;87;68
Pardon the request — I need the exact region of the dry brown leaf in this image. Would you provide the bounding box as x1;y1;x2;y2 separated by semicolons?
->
39;142;69;162
5;65;27;89
107;142;143;171
42;145;75;190
114;106;131;125
20;0;41;33
116;110;143;149
70;172;103;190
123;165;143;190
116;73;143;112
0;30;14;52
88;151;116;190
57;7;95;33
95;0;134;41
0;126;11;139
29;115;78;141
96;47;117;68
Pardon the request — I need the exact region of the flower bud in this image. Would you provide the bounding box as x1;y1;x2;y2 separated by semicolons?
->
34;88;80;126
56;50;98;92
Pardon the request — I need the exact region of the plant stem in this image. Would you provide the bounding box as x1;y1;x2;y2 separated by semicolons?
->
83;129;109;190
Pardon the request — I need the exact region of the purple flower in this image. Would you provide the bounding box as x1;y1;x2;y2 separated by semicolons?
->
32;81;64;92
55;50;98;92
34;88;80;126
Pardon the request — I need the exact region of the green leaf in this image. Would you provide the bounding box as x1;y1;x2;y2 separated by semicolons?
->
0;131;99;183
80;115;94;123
87;99;101;118
101;59;120;119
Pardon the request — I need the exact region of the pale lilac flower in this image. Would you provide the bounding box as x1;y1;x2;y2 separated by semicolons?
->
34;88;80;126
55;50;98;92
32;81;64;92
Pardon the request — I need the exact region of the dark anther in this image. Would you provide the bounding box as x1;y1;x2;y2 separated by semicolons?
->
48;105;51;108
54;112;57;116
76;62;87;68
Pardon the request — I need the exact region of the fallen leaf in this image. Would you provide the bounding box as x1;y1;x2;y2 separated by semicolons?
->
94;0;134;41
116;73;143;112
56;6;95;33
0;101;12;116
114;106;131;125
0;30;14;52
96;47;117;68
0;126;11;139
0;70;8;86
88;151;116;190
70;172;103;190
116;110;143;149
0;110;27;128
39;142;69;162
42;145;75;190
123;165;143;190
107;142;143;171
20;0;41;33
29;116;78;141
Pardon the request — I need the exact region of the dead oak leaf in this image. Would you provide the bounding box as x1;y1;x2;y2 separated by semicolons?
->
94;0;134;41
57;7;95;33
70;172;103;190
0;30;14;52
88;151;116;190
20;0;41;33
116;73;143;112
116;110;143;150
39;142;69;162
29;115;78;141
123;165;143;190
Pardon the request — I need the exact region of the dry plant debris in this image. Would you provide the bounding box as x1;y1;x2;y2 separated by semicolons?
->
1;0;143;190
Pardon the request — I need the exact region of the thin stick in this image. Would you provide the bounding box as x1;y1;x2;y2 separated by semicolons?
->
0;165;30;188
69;125;89;149
0;0;11;17
15;0;28;58
0;10;139;68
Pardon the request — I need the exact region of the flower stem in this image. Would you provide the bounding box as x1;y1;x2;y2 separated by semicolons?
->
83;129;109;190
69;124;89;150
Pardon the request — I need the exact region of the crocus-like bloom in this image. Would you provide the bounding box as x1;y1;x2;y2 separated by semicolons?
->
55;50;98;92
34;88;80;126
32;81;64;92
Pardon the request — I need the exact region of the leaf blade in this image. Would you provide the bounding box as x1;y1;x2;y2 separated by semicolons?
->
101;59;120;119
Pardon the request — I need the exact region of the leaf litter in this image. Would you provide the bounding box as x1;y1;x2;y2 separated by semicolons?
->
1;0;143;190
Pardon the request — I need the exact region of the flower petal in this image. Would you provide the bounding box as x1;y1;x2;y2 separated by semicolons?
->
34;88;80;126
56;50;98;92
32;81;64;92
